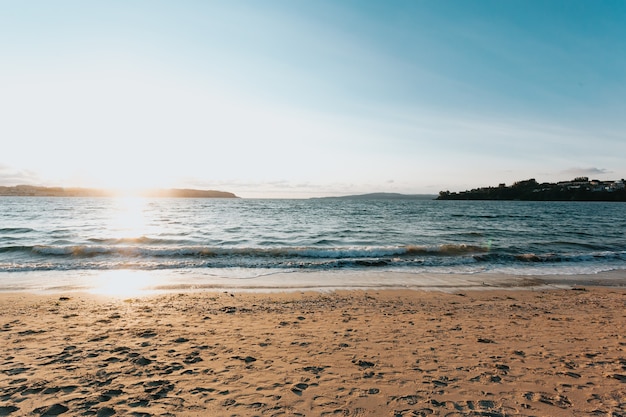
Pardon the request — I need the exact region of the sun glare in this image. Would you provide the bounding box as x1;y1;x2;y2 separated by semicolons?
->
109;196;149;240
91;270;154;297
84;161;175;197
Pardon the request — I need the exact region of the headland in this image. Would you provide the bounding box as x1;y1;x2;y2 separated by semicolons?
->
438;177;626;201
0;185;238;198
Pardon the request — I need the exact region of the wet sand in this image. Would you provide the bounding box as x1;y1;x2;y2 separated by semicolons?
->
1;287;625;416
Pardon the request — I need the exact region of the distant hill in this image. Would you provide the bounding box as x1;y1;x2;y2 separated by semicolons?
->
0;185;239;198
141;188;238;198
313;192;436;200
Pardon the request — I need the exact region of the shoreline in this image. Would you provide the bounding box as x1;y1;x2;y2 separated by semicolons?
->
1;269;625;296
1;286;625;416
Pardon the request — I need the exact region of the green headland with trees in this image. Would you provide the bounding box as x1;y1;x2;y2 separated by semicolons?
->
438;177;626;201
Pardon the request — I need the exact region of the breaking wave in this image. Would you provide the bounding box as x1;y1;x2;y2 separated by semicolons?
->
12;243;491;260
1;242;624;274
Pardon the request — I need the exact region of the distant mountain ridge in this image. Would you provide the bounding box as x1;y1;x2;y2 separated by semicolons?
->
0;185;238;198
312;192;436;200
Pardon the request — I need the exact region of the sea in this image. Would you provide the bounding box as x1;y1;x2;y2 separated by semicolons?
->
1;197;625;293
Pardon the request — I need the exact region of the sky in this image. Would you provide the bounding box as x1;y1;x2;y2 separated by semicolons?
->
1;0;625;198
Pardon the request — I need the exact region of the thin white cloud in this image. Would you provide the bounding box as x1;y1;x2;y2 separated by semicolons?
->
560;167;612;178
0;165;42;186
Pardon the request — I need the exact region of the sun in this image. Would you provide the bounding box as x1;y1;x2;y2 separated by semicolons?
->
86;165;174;196
108;195;149;238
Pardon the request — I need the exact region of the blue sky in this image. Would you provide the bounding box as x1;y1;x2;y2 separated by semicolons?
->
1;0;625;197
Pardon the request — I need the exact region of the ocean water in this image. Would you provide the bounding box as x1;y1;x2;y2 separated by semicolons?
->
1;197;625;292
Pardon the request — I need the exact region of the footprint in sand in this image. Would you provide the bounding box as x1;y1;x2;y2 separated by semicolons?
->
524;391;572;408
32;403;68;415
291;382;309;395
0;405;19;416
95;407;115;417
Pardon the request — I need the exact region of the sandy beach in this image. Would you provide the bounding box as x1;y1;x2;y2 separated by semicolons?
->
1;287;625;416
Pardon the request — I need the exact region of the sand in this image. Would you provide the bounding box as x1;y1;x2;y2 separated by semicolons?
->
1;287;625;416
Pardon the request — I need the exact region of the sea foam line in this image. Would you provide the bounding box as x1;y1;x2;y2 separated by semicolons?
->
22;244;489;259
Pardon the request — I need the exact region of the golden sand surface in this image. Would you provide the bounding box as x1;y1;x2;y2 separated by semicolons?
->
1;287;625;416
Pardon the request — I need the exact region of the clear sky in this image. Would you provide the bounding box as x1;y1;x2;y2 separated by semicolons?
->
1;1;625;198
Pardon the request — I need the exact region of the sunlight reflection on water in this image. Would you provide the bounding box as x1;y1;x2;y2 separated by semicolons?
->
90;270;157;297
108;196;149;240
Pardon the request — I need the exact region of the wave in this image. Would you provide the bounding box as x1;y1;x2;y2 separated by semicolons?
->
86;236;186;245
0;227;34;234
535;240;614;251
4;242;622;260
0;245;34;254
406;244;488;255
474;251;626;264
1;242;624;273
449;213;535;220
10;243;491;259
3;250;625;274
